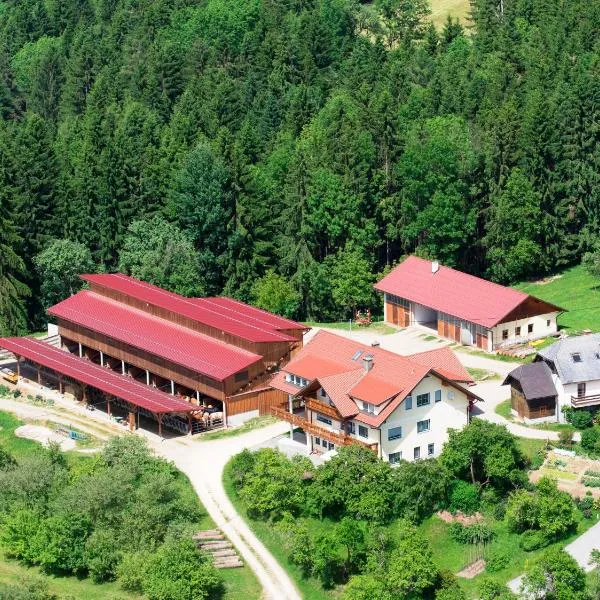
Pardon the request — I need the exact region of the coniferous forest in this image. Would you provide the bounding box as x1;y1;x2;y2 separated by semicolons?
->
0;0;599;334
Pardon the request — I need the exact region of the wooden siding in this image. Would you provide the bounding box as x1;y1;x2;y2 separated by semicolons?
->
305;397;343;421
501;296;559;323
386;301;409;327
58;320;229;400
510;386;556;419
226;387;287;416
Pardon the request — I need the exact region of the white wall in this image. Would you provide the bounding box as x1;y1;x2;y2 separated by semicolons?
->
491;312;558;348
555;379;600;422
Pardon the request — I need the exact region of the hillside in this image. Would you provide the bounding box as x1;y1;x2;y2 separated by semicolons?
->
0;0;599;334
515;265;600;332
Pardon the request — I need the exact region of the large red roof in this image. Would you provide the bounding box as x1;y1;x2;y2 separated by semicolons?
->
0;337;197;414
48;291;262;381
81;274;302;343
275;330;478;426
375;256;563;328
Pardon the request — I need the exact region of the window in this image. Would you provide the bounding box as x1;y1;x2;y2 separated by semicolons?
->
388;426;402;441
316;414;332;426
315;437;321;446
285;373;292;383
358;425;369;438
577;383;586;398
417;419;430;433
416;393;430;407
434;390;442;403
362;401;375;414
414;447;421;460
528;323;534;334
515;326;521;336
571;353;582;363
346;422;356;435
405;396;413;410
235;370;248;382
547;320;551;327
502;329;509;340
322;439;328;448
328;442;334;451
428;443;435;456
352;350;363;361
389;452;402;465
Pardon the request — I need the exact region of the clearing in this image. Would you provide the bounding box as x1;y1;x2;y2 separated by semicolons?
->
515;264;600;332
430;0;471;28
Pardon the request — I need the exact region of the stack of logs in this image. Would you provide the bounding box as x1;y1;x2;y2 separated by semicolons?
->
193;529;243;569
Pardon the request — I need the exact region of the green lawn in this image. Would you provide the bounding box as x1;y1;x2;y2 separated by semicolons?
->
515;265;600;332
199;415;277;441
303;320;397;335
420;513;597;597
467;367;500;382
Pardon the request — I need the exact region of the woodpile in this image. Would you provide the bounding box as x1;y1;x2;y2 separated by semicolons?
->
193;529;244;569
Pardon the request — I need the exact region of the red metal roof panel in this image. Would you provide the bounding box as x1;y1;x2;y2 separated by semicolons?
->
48;291;262;381
374;256;561;329
0;337;197;414
81;274;297;343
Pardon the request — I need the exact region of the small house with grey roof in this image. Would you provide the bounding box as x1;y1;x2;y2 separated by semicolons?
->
503;333;600;423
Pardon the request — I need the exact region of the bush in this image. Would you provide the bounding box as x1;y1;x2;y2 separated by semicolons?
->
485;547;511;572
84;529;121;582
0;384;10;396
449;522;495;545
584;469;600;478
449;481;480;514
12;389;21;399
582;428;600;452
571;410;593;429
519;530;549;551
558;427;575;446
228;449;256;490
583;477;600;488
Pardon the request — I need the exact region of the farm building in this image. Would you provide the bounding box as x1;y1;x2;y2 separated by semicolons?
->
0;274;306;435
270;330;480;461
375;256;564;351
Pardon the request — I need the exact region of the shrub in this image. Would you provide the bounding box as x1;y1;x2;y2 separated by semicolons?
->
449;522;495;545
0;384;10;396
584;469;600;478
583;477;600;488
117;552;148;592
582;428;600;452
558;427;575;446
12;389;21;399
84;529;121;582
486;547;511;572
519;530;549;551
449;481;480;514
571;410;593;429
228;449;256;490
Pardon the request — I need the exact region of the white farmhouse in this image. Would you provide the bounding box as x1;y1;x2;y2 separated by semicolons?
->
270;330;481;462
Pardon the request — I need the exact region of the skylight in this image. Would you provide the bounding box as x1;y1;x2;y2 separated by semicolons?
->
571;352;582;363
352;350;364;361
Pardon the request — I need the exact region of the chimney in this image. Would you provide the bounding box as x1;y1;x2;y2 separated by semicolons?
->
371;340;380;347
432;260;439;274
363;356;373;372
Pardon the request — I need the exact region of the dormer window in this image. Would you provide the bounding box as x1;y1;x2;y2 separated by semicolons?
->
319;388;327;398
362;401;375;414
571;353;582;363
285;373;292;383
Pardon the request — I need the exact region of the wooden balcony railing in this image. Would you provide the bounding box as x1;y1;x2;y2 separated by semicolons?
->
271;405;377;452
571;394;600;408
305;398;342;421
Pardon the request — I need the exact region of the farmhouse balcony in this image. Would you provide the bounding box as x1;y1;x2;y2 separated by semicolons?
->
271;405;377;452
571;394;600;408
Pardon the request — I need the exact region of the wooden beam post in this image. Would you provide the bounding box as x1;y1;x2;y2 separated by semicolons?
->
146;370;150;386
107;396;111;419
82;385;88;405
170;380;175;395
100;351;104;367
15;356;20;380
128;411;135;431
222;398;228;428
188;414;192;435
58;375;63;395
37;365;41;385
78;342;83;358
158;414;163;438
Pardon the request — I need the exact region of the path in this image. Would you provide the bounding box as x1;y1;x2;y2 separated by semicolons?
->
508;521;600;593
0;388;301;600
152;425;302;600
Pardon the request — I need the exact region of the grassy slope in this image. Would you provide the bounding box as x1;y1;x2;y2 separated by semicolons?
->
515;265;600;332
303;321;397;335
430;0;471;28
0;411;261;600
